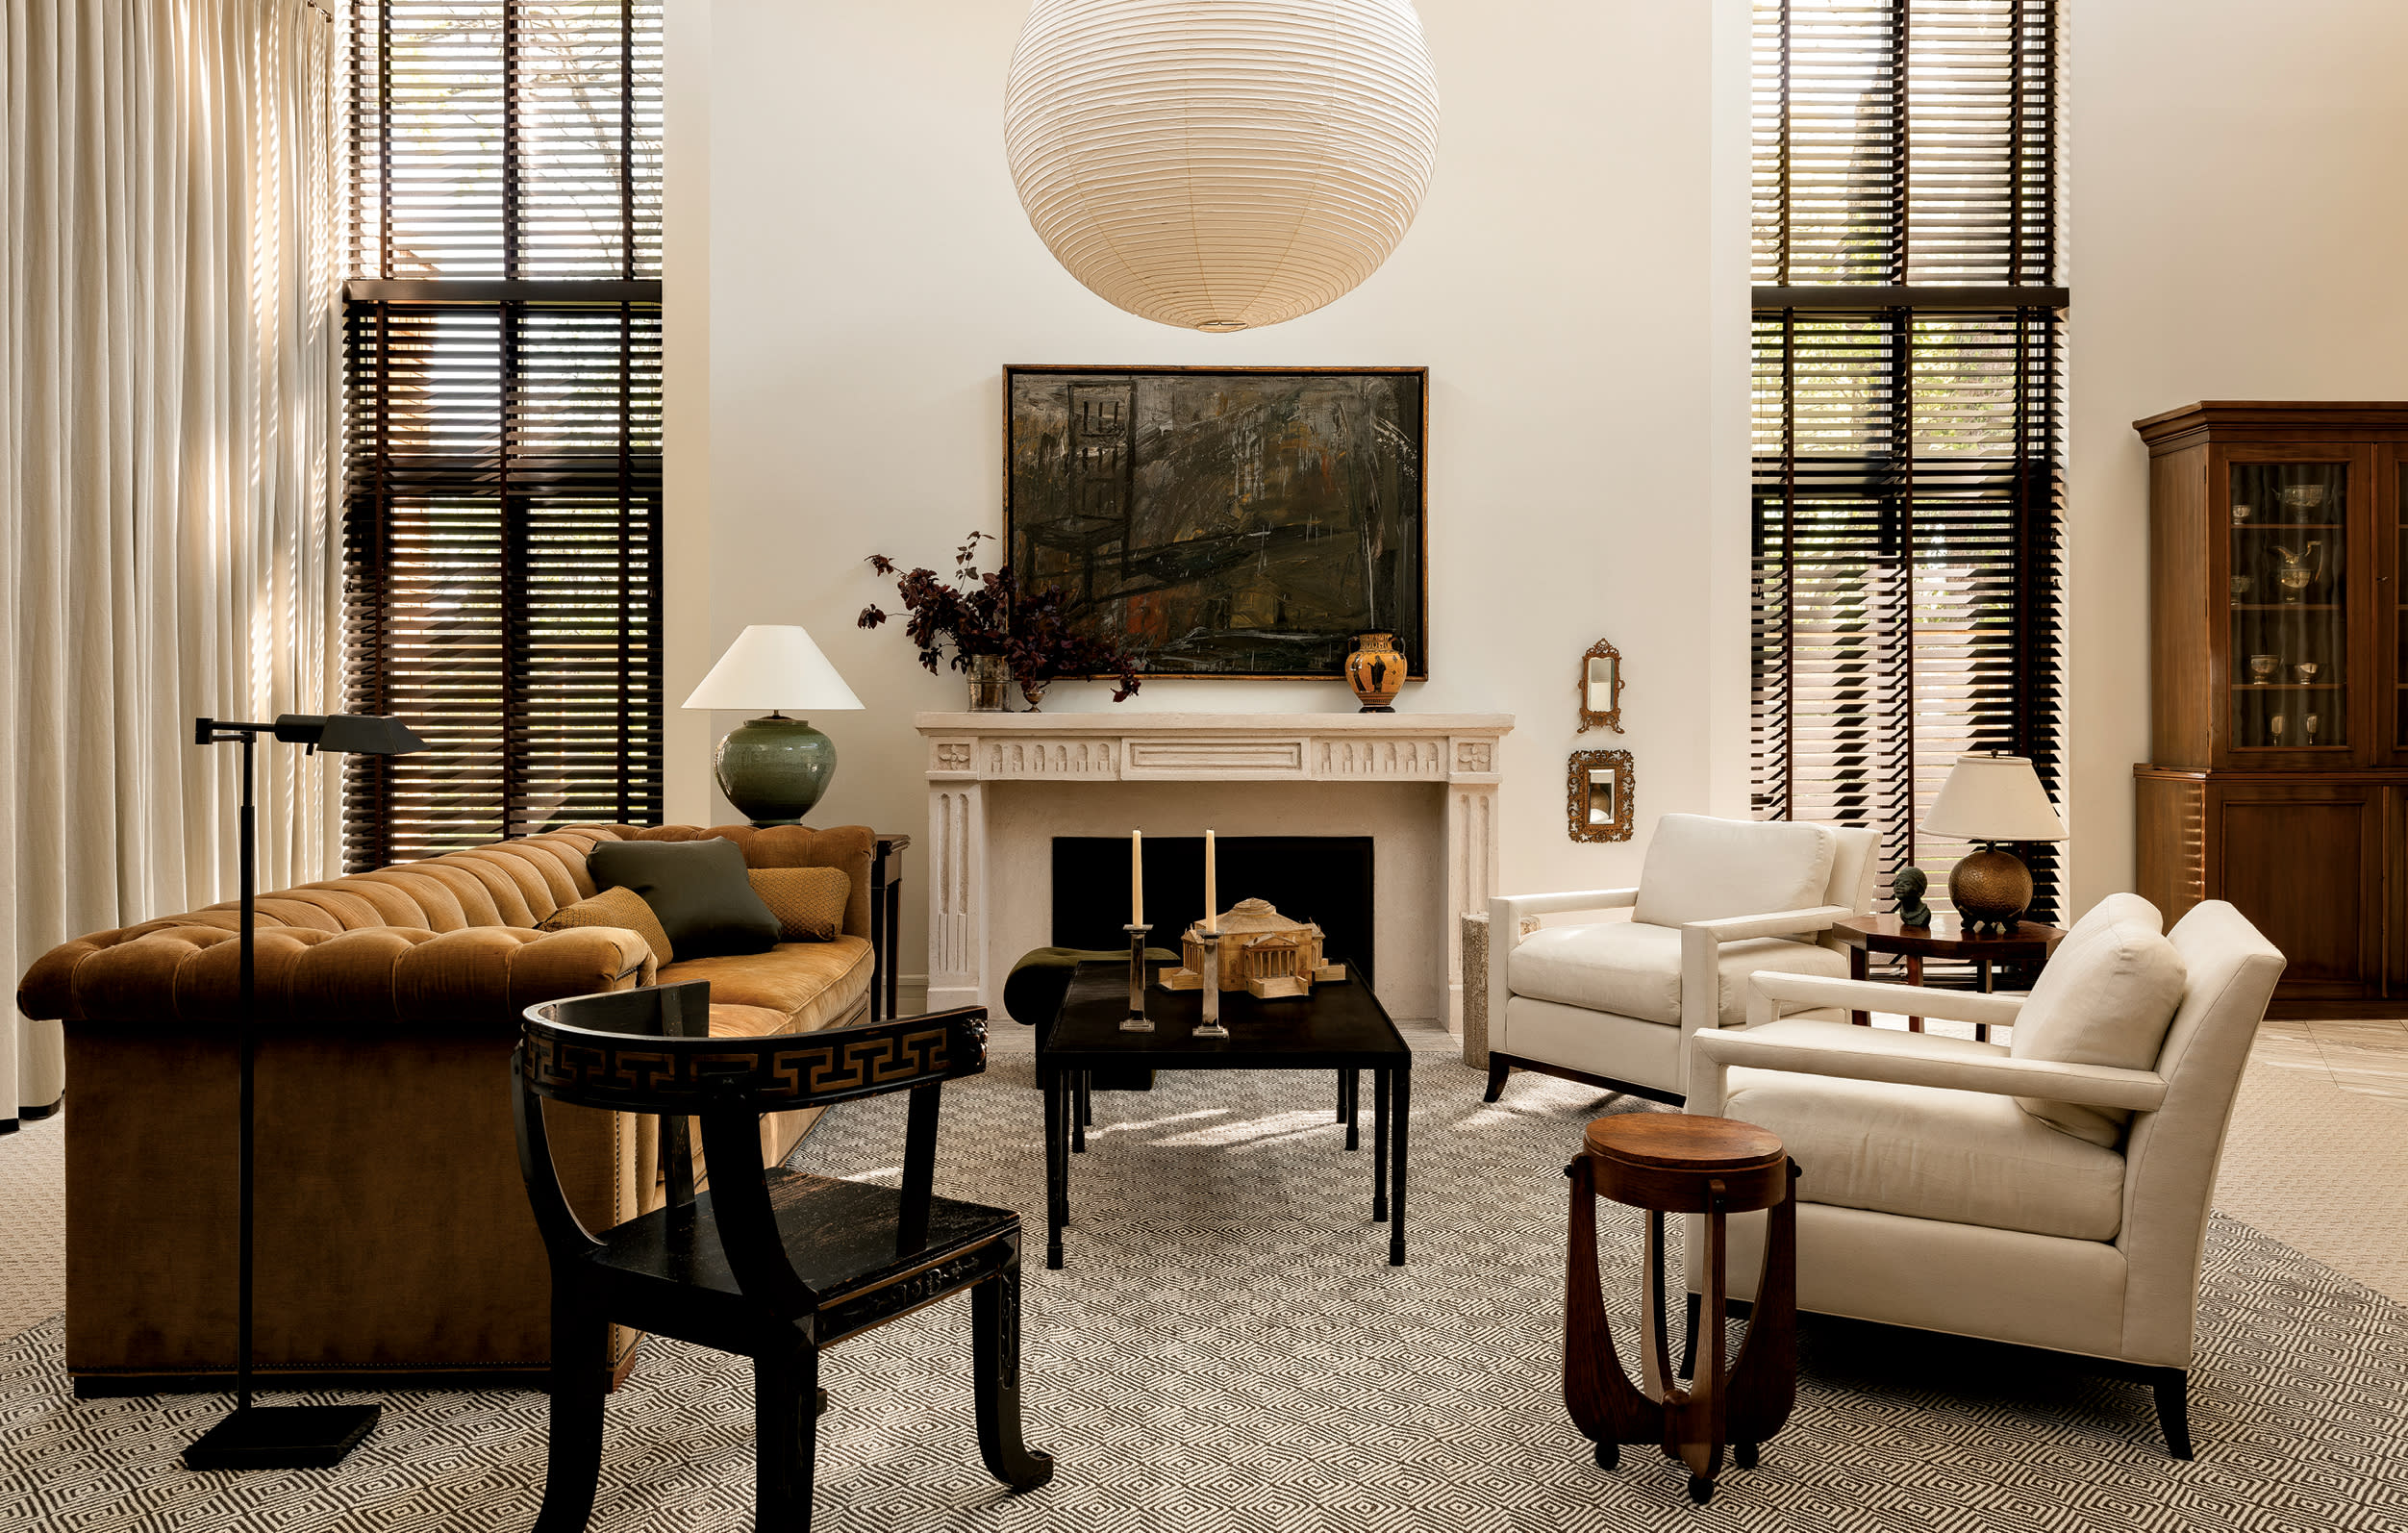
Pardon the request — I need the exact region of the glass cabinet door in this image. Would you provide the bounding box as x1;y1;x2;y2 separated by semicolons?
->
2228;462;2346;752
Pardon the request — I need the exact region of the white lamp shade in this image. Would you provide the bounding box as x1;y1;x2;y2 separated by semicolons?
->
1003;0;1442;332
682;626;864;713
1923;753;2067;842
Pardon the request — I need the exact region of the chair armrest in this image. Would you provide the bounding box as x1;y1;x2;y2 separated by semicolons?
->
1744;971;2028;1028
1674;905;1858;1038
1681;904;1856;942
1490;888;1639;939
1693;1018;2168;1111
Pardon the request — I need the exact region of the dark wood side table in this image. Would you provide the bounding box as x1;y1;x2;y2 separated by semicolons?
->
867;832;910;1020
1826;915;2064;1041
1565;1114;1796;1505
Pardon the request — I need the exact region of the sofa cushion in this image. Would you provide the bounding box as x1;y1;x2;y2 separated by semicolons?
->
658;937;874;1034
748;867;850;942
1509;919;1846;1029
1725;1066;2128;1241
605;822;876;941
588;838;780;959
1631;815;1837;930
2010;916;2187;1147
708;1002;798;1040
538;885;676;966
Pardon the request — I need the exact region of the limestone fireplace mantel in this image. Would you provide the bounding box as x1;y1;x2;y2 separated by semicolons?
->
916;712;1513;1031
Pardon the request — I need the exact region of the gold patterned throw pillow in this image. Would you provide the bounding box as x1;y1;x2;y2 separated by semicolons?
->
748;867;850;942
538;884;675;967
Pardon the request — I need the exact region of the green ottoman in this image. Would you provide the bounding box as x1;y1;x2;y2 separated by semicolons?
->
1006;945;1176;1091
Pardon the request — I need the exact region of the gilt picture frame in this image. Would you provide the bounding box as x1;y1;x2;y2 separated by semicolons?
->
1568;749;1635;843
1003;364;1429;679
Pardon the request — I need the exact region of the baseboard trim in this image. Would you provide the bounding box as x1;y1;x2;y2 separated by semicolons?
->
18;1093;63;1122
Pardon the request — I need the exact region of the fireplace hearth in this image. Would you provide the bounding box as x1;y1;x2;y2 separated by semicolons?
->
1051;836;1375;986
917;711;1512;1028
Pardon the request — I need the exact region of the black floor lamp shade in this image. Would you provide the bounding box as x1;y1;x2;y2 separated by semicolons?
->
270;713;426;756
183;712;422;1472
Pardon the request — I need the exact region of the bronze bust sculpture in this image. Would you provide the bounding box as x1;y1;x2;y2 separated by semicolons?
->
1893;867;1933;929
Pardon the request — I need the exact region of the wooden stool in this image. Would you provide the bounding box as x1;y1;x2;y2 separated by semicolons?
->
1565;1114;1797;1504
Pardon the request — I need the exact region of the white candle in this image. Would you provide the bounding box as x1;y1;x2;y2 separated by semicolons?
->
1204;829;1217;933
1131;829;1143;927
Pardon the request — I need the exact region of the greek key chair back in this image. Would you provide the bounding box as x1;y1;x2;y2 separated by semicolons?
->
513;984;990;1312
519;988;987;1117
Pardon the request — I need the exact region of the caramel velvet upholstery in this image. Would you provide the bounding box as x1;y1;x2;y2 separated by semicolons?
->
16;822;877;1394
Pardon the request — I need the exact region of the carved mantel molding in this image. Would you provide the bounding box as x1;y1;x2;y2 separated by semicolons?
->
915;712;1513;1032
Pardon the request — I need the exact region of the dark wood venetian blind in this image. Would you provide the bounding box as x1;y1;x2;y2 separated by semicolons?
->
344;0;664;868
1751;0;2066;921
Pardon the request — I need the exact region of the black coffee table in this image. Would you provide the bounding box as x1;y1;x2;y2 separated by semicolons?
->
1039;959;1412;1269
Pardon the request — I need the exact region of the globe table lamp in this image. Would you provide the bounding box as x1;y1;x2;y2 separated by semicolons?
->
1922;752;2068;933
684;625;864;826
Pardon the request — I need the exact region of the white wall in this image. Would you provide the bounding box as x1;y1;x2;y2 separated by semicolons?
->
2067;0;2408;909
674;0;1753;998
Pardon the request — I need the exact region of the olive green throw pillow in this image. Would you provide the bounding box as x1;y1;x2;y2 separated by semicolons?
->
748;867;850;942
587;838;781;960
539;885;676;968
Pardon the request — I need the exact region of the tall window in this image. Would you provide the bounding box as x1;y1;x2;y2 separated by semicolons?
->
1750;0;2065;920
343;0;665;868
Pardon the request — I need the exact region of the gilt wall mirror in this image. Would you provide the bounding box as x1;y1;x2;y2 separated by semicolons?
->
1577;639;1623;734
1568;749;1634;842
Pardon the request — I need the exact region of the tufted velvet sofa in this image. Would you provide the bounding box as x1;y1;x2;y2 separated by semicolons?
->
15;821;876;1395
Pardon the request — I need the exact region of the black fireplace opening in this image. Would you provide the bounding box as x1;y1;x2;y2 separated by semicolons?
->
1050;836;1374;988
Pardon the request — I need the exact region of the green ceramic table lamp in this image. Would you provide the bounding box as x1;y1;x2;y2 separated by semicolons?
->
684;624;865;826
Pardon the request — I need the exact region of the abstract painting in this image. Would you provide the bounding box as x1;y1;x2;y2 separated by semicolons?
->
1004;365;1427;678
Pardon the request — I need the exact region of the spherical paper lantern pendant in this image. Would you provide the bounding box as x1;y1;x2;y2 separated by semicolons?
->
1004;0;1441;332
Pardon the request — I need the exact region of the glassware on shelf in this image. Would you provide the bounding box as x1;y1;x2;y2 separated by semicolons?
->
2270;541;2322;603
2305;714;2320;745
2278;485;2328;516
2230;575;2252;605
2295;661;2320;685
2249;654;2280;685
2231;503;2253;525
2270;715;2287;743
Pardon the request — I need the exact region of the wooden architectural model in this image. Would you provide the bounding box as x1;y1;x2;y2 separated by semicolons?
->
1159;897;1346;999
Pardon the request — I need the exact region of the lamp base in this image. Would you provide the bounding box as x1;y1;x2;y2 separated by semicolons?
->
713;714;837;827
183;1403;381;1470
1947;847;2033;934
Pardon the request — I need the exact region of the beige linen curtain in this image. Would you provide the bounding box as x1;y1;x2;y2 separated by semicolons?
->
1;0;342;1115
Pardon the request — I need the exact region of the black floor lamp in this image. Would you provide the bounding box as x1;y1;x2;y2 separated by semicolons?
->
184;713;424;1471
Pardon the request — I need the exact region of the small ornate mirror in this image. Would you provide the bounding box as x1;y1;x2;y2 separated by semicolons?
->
1578;638;1623;734
1568;749;1634;842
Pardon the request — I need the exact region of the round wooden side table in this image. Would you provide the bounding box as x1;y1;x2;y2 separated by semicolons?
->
1826;915;2065;1042
1564;1115;1797;1505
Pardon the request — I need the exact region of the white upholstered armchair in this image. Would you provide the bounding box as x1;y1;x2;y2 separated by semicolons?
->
1686;896;2284;1457
1484;815;1879;1105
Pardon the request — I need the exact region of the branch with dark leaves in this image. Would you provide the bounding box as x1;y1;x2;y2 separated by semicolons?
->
859;532;1141;702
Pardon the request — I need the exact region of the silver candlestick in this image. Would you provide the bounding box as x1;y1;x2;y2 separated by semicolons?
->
1193;928;1228;1038
1121;923;1154;1031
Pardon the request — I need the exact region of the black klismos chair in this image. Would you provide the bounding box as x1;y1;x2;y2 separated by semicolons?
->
514;981;1052;1531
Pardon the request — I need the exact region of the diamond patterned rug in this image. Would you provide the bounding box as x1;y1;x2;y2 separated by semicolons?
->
3;1052;2406;1531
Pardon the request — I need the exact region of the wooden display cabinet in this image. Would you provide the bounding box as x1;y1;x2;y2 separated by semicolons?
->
2134;402;2408;1014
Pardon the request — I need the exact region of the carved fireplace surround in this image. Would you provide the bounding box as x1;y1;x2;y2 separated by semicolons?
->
917;712;1513;1031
